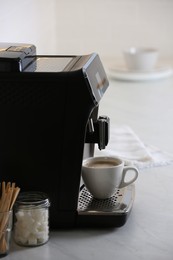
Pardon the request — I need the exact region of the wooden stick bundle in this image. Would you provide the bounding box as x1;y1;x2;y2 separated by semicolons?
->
0;181;20;254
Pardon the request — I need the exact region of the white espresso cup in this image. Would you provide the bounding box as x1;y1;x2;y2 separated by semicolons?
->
82;156;139;199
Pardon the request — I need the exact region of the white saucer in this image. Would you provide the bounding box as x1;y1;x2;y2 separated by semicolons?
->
107;65;173;82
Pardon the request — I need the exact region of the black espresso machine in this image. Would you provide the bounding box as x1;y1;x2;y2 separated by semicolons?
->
0;42;135;228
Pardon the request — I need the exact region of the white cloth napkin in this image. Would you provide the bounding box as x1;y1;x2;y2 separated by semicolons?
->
94;125;173;170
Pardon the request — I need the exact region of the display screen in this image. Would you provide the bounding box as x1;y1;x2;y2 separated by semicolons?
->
24;57;73;72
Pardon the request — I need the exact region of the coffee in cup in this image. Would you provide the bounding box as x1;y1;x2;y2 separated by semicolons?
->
82;156;139;199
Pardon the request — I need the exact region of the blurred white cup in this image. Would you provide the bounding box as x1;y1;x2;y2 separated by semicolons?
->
123;47;159;71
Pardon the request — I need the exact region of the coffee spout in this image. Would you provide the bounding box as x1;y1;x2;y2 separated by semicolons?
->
85;115;110;150
97;116;110;150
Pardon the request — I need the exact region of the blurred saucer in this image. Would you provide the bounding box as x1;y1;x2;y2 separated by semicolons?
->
107;65;173;82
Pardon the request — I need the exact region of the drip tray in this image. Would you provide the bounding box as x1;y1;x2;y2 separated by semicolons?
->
77;184;135;227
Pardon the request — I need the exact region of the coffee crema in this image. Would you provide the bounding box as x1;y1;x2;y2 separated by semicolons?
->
85;160;119;168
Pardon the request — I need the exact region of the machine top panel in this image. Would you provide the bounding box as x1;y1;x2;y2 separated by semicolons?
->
0;42;109;104
24;57;74;72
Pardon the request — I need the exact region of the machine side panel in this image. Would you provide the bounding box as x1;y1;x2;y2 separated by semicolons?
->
0;71;95;228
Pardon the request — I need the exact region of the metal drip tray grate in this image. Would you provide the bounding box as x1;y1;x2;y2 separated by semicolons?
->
78;185;135;216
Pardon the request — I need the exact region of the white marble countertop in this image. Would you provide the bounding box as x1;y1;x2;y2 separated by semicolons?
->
8;65;173;260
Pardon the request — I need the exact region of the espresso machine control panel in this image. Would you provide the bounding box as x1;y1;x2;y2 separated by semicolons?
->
23;53;109;105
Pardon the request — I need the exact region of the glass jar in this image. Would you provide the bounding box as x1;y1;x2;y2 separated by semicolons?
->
13;191;50;247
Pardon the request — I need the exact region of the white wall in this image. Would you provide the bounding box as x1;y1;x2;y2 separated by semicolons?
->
54;0;173;61
1;0;173;61
0;0;57;54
